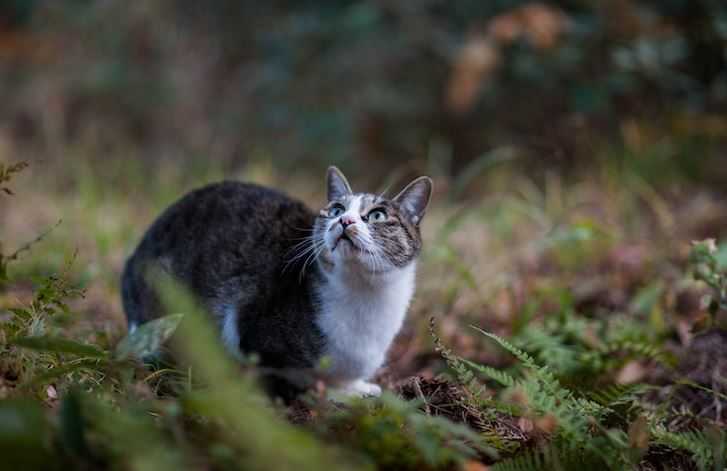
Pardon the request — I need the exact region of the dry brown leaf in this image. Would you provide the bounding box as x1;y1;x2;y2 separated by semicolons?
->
517;417;534;433
488;14;522;43
487;2;568;50
616;360;647;384
534;414;558;435
628;415;650;451
464;460;490;471
520;3;569;49
446;35;500;114
676;319;693;346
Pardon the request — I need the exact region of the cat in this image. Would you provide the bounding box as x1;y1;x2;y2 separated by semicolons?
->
121;166;432;397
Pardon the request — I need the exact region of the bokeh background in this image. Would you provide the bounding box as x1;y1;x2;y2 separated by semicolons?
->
3;1;727;352
2;0;727;181
4;0;727;374
3;3;727;468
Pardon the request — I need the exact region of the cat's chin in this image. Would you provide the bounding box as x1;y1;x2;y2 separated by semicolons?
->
331;249;365;267
329;251;397;278
331;237;357;253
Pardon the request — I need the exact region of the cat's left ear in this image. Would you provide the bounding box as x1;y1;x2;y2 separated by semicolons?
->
394;176;433;225
327;166;353;201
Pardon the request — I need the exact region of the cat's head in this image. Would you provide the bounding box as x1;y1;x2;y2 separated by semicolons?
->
313;166;432;275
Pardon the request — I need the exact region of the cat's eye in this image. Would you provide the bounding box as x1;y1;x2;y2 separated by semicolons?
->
367;209;387;222
329;204;345;217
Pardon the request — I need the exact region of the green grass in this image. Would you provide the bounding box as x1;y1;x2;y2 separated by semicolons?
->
2;158;727;470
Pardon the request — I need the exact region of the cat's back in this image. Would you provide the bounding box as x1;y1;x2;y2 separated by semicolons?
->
122;180;316;324
136;180;313;262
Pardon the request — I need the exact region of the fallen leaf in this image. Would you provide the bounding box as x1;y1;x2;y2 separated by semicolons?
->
616;360;646;384
464;460;490;471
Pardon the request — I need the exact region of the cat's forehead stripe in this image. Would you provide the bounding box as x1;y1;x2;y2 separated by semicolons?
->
350;194;362;214
344;193;382;211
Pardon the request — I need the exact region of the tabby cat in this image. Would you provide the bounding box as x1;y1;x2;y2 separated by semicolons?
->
121;167;432;397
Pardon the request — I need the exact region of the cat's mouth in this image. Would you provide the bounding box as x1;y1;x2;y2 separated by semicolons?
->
332;232;359;252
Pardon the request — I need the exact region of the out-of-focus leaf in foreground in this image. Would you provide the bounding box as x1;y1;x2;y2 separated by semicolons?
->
154;275;373;471
114;313;184;361
0;399;55;470
11;335;107;358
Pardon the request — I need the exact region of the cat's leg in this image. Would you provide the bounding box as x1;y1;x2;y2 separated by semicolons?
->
330;379;382;398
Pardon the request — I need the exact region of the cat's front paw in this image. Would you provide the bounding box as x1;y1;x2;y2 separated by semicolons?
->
329;379;382;399
351;380;382;397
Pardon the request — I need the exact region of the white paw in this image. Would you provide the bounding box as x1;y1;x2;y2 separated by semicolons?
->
329;379;382;400
352;380;382;397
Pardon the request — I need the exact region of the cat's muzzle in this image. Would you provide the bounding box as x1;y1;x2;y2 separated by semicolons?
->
332;229;359;252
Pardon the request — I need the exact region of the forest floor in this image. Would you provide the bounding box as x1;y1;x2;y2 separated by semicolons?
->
2;158;727;470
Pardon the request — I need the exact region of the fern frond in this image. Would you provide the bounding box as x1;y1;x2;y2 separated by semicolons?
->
491;441;608;471
471;326;542;372
491;447;543;471
430;318;484;396
473;327;609;418
514;326;580;375
588;383;647;408
599;340;673;365
461;358;517;388
651;427;714;470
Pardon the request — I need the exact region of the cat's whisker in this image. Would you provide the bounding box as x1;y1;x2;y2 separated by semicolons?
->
287;240;323;265
286;235;317;241
290;226;317;232
356;236;381;275
284;243;314;266
283;236;325;274
285;234;324;257
376;185;391;201
372;251;381;276
285;237;313;252
372;248;384;275
363;236;384;274
299;240;327;282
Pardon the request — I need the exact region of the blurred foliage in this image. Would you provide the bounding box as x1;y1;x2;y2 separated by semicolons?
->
689;239;727;328
2;0;727;460
0;167;487;469
317;392;496;470
0;0;726;182
2;136;727;469
435;318;727;470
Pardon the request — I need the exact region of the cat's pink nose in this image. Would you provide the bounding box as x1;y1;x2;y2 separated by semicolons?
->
340;215;356;227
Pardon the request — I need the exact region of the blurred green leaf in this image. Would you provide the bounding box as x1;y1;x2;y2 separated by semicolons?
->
0;399;54;470
82;395;184;471
114;313;183;361
59;391;90;459
28;359;105;387
451;147;518;200
629;282;664;317
12;336;106;358
155;275;372;471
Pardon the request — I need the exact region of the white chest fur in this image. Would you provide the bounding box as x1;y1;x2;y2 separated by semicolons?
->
315;263;416;382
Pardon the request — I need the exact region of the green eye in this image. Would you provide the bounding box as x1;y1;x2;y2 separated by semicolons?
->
329;204;345;217
368;209;387;222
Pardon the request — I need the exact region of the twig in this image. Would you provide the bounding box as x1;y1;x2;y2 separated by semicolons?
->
6;219;62;262
412;377;431;415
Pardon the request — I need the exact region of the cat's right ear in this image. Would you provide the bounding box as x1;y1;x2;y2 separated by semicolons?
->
327;166;352;201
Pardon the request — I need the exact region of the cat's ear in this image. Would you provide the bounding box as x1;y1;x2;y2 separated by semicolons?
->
327;166;352;201
394;176;432;225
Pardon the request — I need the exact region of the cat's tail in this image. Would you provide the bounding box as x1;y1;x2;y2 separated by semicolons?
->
122;253;169;334
121;254;151;333
121;256;138;332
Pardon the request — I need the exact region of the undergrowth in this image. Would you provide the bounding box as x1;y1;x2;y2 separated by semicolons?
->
430;239;727;470
2;162;727;471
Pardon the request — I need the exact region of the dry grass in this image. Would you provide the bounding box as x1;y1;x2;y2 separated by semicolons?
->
2;156;727;470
